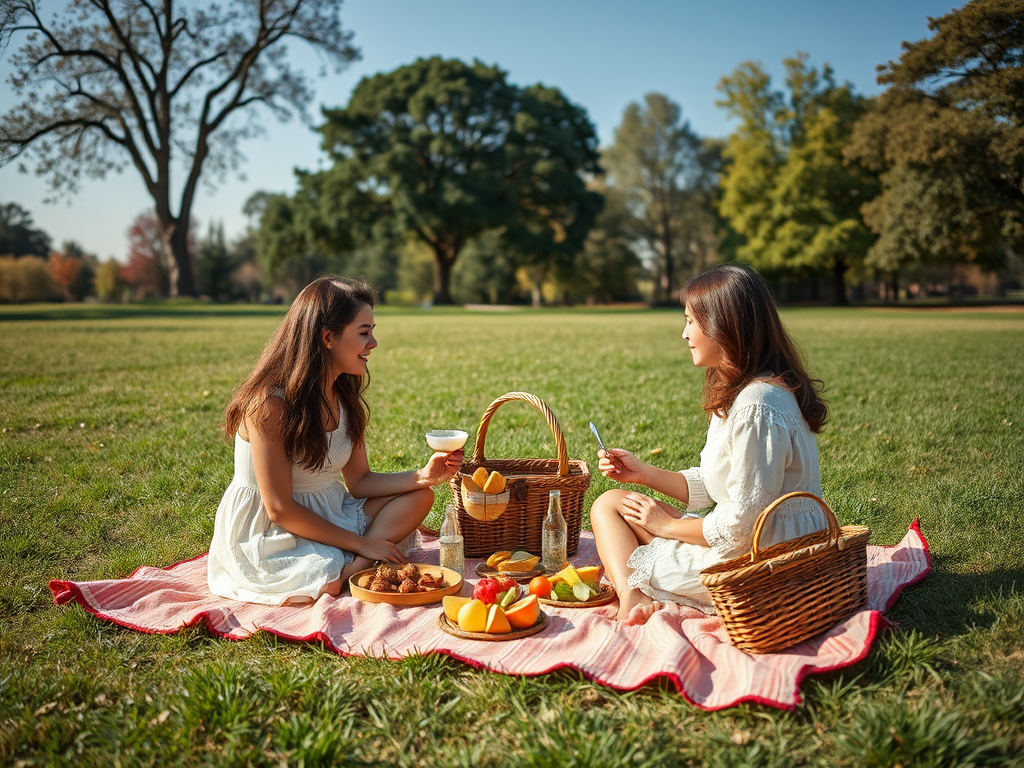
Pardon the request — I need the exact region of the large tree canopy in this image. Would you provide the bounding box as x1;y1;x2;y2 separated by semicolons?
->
602;93;712;303
717;55;876;304
291;56;602;305
845;0;1024;275
0;201;51;256
0;0;358;297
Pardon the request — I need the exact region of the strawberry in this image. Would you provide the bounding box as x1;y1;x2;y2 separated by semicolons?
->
472;578;501;605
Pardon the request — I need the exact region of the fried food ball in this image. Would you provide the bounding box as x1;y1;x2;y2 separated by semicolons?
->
376;564;402;584
418;573;443;589
399;562;420;581
397;578;421;593
368;575;396;592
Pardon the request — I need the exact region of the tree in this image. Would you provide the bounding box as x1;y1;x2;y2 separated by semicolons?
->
845;0;1024;284
568;181;642;304
718;55;877;304
0;202;50;256
195;221;234;301
48;249;82;301
307;57;602;304
0;0;358;297
94;258;123;302
603;93;707;303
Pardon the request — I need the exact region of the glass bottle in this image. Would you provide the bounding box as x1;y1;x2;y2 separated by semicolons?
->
541;490;567;573
438;503;465;575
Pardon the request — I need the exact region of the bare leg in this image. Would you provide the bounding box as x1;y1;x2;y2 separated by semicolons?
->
338;487;435;585
591;489;656;622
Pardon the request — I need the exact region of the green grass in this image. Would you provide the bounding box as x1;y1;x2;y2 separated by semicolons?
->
1;303;1023;766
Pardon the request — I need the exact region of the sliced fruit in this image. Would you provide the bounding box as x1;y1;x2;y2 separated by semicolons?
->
457;599;487;633
553;564;583;587
472;467;490;487
482;470;506;494
442;595;472;623
484;604;511;634
505;594;540;629
552;581;577;601
462;476;482;494
499;586;518;609
486;551;512;569
575;566;604;583
572;582;594;601
498;551;540;572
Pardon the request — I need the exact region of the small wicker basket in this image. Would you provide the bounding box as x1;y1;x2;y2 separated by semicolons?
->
699;492;870;654
449;392;590;558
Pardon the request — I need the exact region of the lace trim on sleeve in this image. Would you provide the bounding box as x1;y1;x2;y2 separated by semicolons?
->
680;467;712;512
728;401;803;433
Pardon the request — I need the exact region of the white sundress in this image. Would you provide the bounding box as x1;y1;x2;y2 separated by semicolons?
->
207;412;369;606
626;380;827;614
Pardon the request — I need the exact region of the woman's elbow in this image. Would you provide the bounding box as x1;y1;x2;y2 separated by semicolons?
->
263;500;290;524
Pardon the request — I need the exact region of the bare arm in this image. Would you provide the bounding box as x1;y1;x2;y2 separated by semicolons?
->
245;398;405;563
340;440;462;499
599;448;691;507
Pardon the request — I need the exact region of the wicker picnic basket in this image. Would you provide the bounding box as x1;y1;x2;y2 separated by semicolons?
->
449;392;590;558
698;492;871;654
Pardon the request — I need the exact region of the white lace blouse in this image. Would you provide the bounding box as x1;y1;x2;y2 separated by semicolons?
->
626;379;826;612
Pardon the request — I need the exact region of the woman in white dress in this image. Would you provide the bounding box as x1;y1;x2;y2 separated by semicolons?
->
591;265;829;623
207;277;463;605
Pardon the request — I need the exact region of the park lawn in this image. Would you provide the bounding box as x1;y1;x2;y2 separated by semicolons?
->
1;303;1022;766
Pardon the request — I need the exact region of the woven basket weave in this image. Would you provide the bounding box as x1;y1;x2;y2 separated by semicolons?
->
449;392;590;558
699;492;870;654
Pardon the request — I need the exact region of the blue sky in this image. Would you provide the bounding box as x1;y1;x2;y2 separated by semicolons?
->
0;0;959;260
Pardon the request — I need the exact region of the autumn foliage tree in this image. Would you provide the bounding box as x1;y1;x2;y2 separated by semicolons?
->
48;250;82;302
0;0;358;297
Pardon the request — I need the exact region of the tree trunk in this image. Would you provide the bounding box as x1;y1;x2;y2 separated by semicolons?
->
831;256;849;306
156;214;197;298
432;249;455;305
531;266;545;308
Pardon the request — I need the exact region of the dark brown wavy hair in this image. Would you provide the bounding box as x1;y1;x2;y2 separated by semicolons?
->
225;276;377;470
680;265;828;432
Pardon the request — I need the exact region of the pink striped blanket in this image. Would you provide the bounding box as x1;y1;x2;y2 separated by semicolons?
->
49;523;929;710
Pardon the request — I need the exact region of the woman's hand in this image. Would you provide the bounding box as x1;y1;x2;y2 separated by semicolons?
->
621;492;674;537
358;536;407;564
418;449;464;486
598;448;649;485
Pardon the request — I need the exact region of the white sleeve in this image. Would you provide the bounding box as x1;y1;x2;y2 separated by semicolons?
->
701;404;792;556
679;467;712;512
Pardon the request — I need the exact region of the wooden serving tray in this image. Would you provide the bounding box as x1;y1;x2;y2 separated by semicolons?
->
437;610;548;641
349;565;463;606
539;582;617;608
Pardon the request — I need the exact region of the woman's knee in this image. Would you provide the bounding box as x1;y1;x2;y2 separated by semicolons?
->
590;489;629;526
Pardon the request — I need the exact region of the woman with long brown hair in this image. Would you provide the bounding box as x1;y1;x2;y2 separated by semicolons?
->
207;276;462;605
590;265;829;623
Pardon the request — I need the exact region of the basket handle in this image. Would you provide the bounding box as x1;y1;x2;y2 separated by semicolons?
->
748;491;839;563
473;392;569;477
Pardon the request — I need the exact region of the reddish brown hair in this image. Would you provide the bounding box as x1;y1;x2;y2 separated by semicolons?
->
225;276;376;470
680;265;828;432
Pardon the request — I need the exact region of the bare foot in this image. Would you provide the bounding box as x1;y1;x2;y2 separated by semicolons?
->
615;588;653;622
621;600;664;626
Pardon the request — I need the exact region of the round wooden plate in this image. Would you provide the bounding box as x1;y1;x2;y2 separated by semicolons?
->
437;610;548;641
539;582;617;608
349;565;463;606
474;561;548;581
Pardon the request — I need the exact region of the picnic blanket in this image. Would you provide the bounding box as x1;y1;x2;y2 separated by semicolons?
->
49;523;930;711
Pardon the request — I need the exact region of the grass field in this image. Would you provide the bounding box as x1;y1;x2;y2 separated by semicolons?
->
1;302;1023;766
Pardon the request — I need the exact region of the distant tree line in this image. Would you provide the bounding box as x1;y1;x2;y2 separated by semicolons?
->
1;0;1020;305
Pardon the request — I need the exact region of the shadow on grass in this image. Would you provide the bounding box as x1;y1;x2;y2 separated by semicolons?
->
885;552;1024;637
